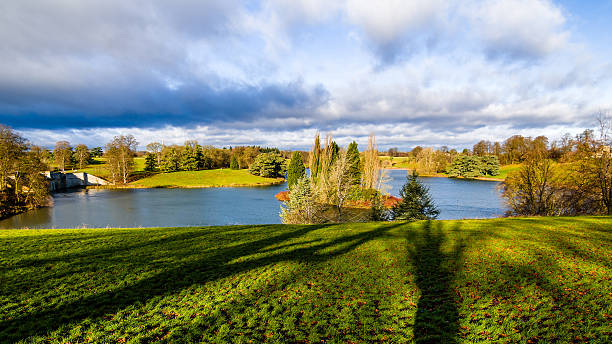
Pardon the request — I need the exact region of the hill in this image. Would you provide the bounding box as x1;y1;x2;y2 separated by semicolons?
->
1;217;610;343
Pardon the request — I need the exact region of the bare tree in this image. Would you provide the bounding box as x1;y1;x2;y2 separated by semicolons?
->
146;142;163;167
362;134;381;190
324;149;354;220
105;135;138;184
578;111;612;214
53;141;72;172
74;144;90;169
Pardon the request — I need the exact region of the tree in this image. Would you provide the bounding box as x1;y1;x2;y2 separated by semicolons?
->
249;152;286;178
0;125;27;191
53;141;72;172
90;147;103;157
502;155;565;216
287;151;305;189
325;150;354;219
230;155;239;170
105;135;137;184
144;153;157;172
280;176;323;224
13;146;49;209
481;155;500;176
180;143;202;171
447;155;499;178
74;144;90;169
362;134;381;190
160;147;181;173
146;142;163;167
391;171;439;221
346;141;361;186
0;128;49;217
309;133;322;182
576;112;612;214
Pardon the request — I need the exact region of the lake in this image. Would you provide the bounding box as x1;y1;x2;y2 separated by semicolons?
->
0;170;506;228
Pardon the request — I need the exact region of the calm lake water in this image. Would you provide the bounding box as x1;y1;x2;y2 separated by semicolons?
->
0;169;506;229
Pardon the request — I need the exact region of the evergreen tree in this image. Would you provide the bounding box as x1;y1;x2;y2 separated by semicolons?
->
181;145;200;171
330;141;340;165
391;171;439;221
280;176;322;224
346;141;361;186
249;152;286;178
481;155;500;176
230;155;239;169
160;148;181;172
144;152;157;172
309;133;321;182
287;151;306;189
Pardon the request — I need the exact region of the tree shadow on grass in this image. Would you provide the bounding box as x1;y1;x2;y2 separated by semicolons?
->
408;221;465;344
0;222;403;342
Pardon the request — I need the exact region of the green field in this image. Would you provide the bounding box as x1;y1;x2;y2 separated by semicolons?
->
1;217;610;343
495;164;522;180
75;157;146;179
129;169;284;188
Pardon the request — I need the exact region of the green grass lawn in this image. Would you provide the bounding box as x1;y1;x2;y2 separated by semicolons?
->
495;164;522;180
129;169;285;188
1;217;610;343
74;157;146;180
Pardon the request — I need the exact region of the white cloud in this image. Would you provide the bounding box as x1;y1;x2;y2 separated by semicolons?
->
469;0;569;59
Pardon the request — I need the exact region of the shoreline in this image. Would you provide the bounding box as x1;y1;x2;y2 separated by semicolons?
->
383;168;504;182
87;178;286;189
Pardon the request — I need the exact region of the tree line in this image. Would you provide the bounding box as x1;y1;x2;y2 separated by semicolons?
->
143;141;280;174
502;114;612;216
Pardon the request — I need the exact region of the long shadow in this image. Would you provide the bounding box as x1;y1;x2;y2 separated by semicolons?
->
0;222;403;342
2;225;253;271
408;221;464;344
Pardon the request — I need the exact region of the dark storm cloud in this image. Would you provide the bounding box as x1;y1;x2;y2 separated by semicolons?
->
0;79;330;129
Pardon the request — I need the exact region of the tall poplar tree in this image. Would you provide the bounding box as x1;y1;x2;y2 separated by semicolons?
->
346;141;361;186
287;151;306;189
309;133;321;182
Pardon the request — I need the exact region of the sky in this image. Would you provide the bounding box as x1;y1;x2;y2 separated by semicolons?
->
1;0;611;150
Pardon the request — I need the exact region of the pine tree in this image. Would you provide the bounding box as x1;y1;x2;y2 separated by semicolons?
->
287;151;306;189
230;155;239;169
391;171;439;221
160;148;181;172
346;141;361;186
144;152;157;172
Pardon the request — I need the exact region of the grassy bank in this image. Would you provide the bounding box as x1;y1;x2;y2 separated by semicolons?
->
75;157;146;180
1;217;610;343
129;169;285;188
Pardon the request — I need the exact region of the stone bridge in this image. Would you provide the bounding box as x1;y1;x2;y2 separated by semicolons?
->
44;171;109;192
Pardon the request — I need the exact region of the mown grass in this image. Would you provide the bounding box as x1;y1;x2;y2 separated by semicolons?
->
129;169;285;188
495;164;522;180
74;157;146;180
1;217;610;343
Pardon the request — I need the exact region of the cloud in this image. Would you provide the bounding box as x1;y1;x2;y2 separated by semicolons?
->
469;0;569;59
344;0;451;64
0;0;610;150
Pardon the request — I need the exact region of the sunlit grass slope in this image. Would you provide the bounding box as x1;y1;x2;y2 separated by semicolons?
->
1;217;610;343
75;157;146;179
129;169;284;188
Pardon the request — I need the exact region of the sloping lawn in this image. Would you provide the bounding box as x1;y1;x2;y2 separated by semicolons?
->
128;169;284;188
1;217;611;343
